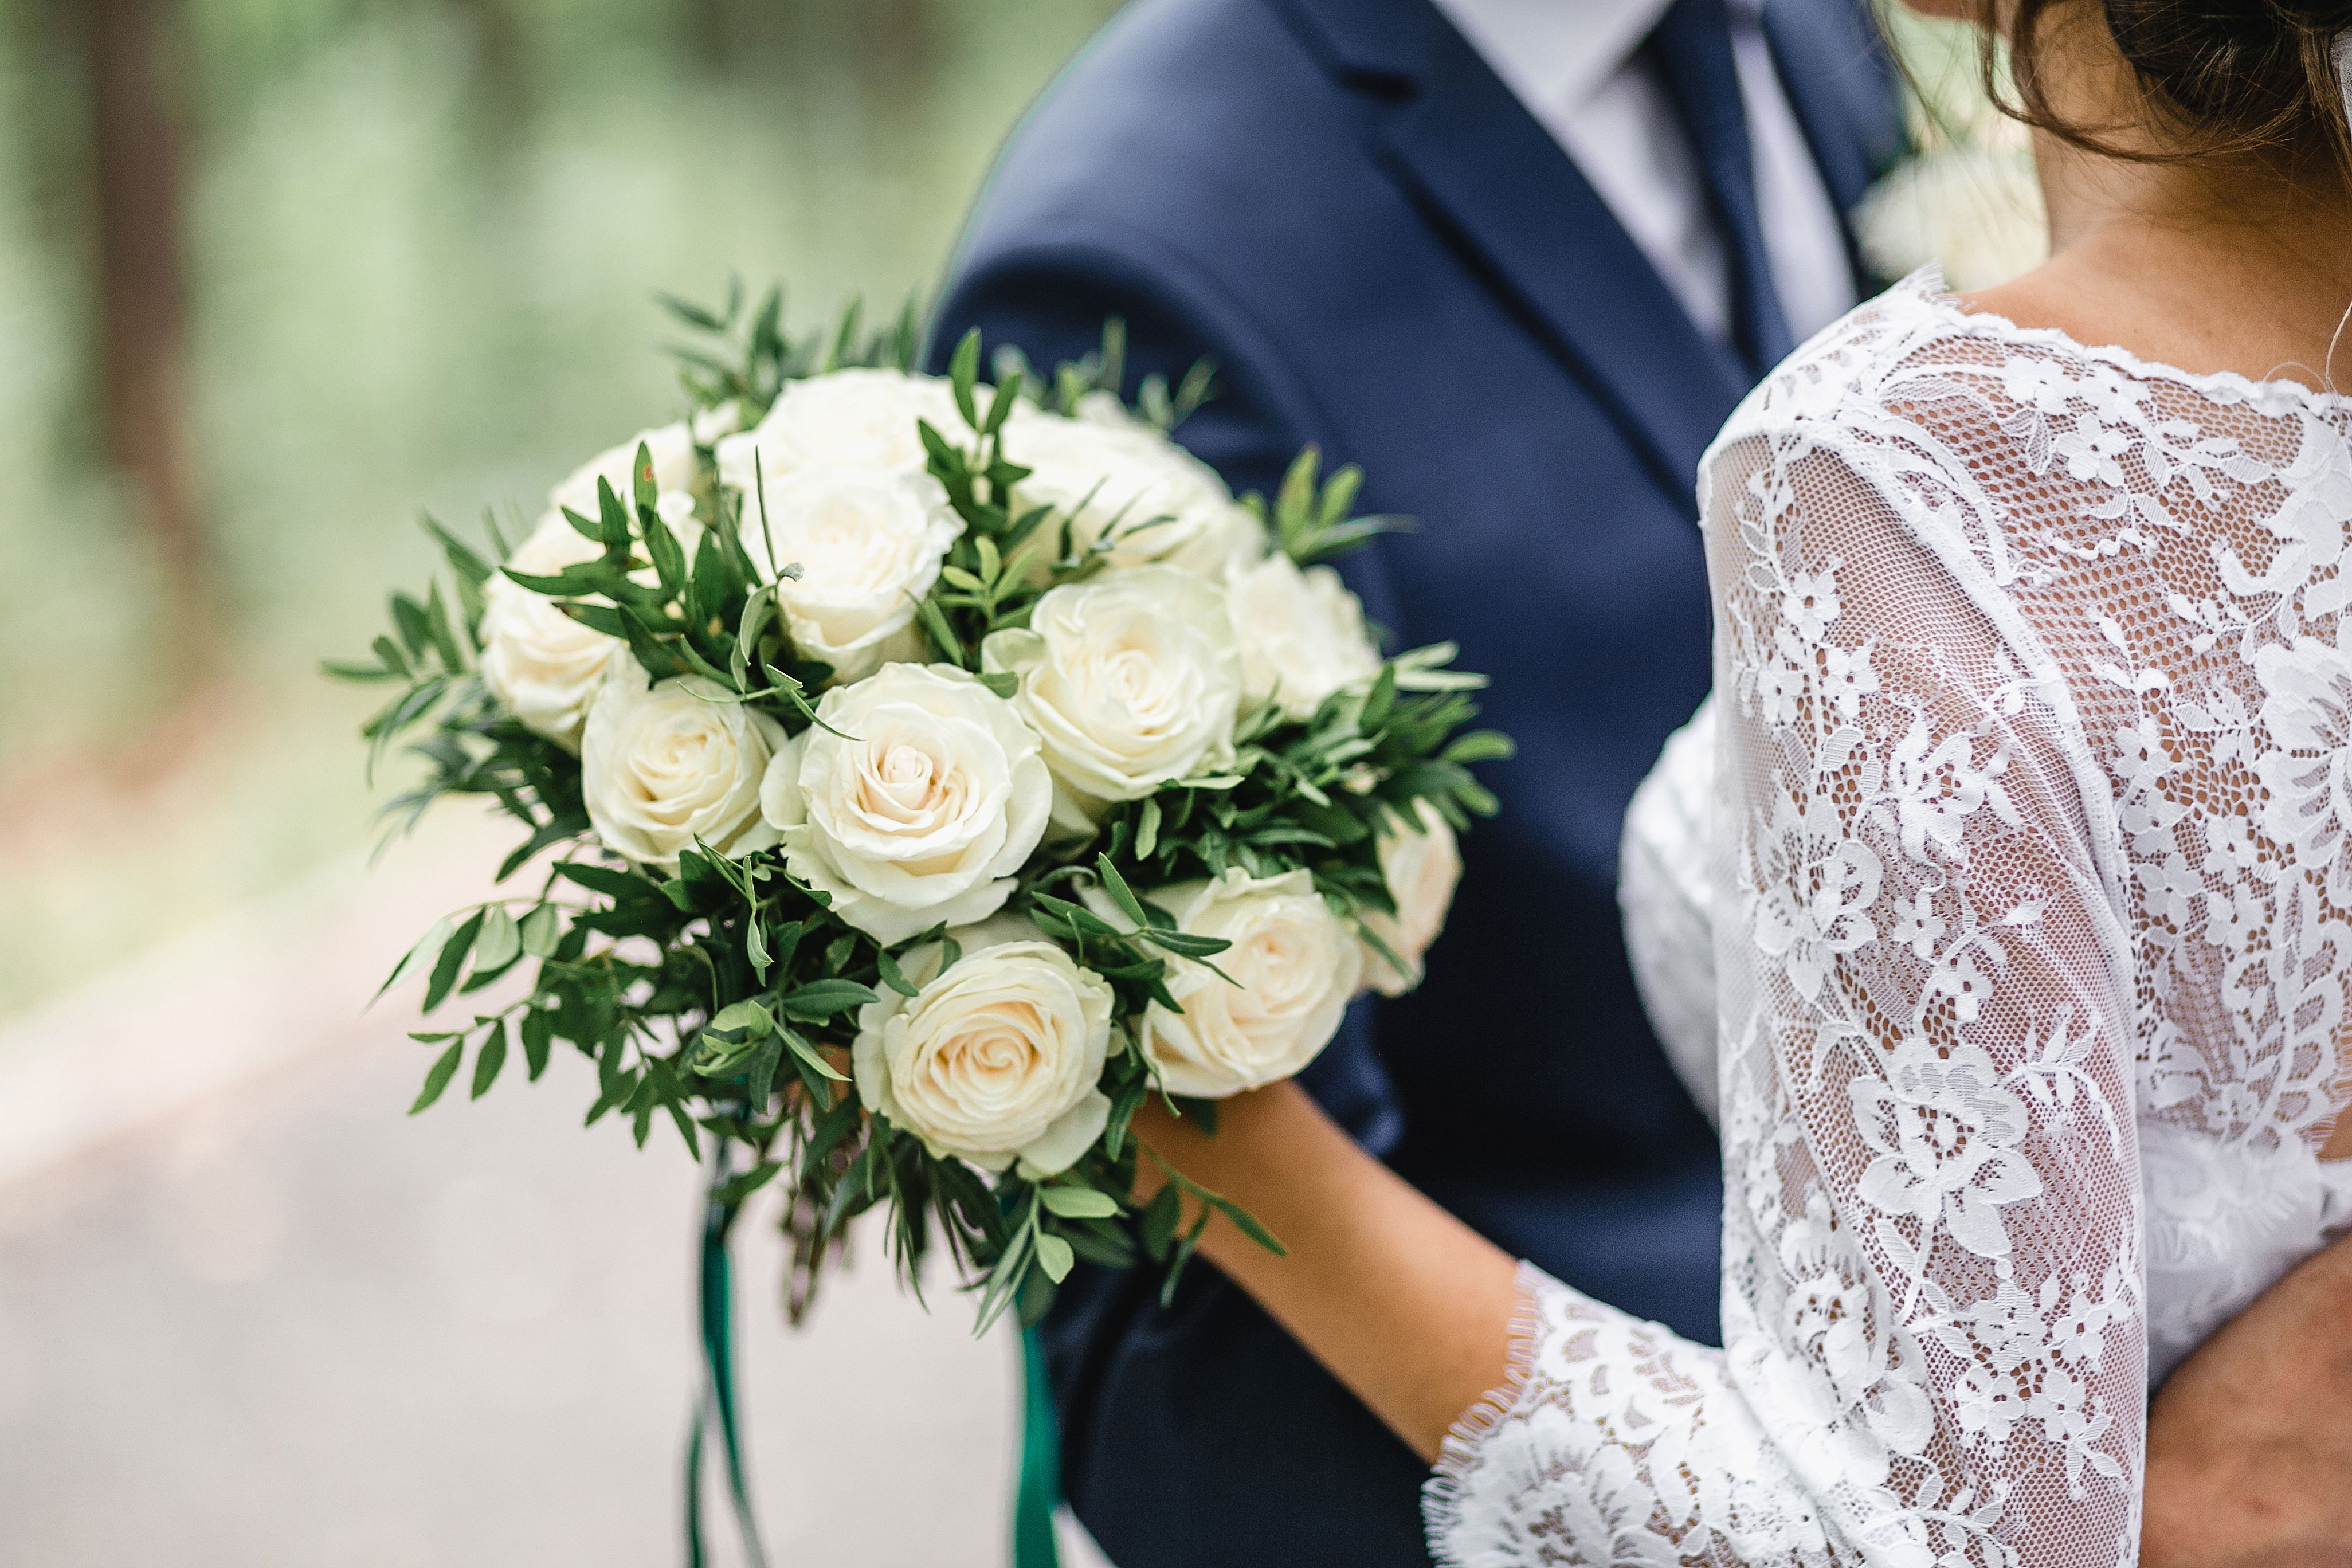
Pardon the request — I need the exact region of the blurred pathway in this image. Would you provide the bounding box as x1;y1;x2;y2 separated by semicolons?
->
0;809;1110;1567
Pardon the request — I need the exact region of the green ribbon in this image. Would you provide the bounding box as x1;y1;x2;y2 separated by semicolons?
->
681;1147;1065;1568
1013;1324;1064;1568
687;1159;769;1568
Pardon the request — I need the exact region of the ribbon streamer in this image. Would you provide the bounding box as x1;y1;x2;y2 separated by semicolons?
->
687;1152;769;1568
1013;1325;1065;1568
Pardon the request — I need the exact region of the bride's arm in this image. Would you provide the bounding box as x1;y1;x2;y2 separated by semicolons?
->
1130;1081;1516;1462
1136;421;2152;1568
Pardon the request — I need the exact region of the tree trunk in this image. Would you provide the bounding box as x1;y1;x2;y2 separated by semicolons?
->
84;0;211;683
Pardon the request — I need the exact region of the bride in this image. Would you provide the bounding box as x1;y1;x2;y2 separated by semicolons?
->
1130;0;2352;1562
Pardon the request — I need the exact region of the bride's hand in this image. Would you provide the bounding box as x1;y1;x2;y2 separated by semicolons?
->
2142;1228;2352;1567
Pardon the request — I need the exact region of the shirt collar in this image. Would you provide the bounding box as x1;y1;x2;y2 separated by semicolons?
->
1426;0;1682;111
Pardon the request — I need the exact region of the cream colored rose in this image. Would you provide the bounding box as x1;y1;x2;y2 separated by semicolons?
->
481;515;619;750
582;667;783;869
736;467;962;683
1126;868;1361;1097
852;928;1114;1175
1001;402;1263;579
981;567;1241;821
481;421;704;750
759;663;1052;946
1228;551;1382;720
550;421;700;520
715;367;970;489
1361;799;1461;996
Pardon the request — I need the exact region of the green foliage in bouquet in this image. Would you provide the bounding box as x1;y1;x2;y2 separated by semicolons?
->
329;284;1511;1342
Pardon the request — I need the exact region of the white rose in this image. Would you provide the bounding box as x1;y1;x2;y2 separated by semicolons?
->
550;421;700;521
582;667;783;870
481;515;621;750
981;567;1241;821
1227;551;1382;720
1120;868;1361;1097
1361;799;1461;996
1000;403;1263;579
715;367;970;488
735;467;962;683
852;928;1114;1175
480;421;705;750
759;663;1052;946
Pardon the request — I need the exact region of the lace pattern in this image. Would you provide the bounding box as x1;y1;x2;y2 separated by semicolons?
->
1428;271;2352;1567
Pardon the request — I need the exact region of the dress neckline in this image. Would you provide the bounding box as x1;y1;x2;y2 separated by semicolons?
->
1884;265;2352;418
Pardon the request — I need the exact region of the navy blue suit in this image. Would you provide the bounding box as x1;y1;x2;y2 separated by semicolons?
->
930;2;1899;1561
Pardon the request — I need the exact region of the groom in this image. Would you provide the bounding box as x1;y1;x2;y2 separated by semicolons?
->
931;0;1898;1561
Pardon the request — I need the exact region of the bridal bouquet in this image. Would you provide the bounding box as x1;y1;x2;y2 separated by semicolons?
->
331;285;1503;1351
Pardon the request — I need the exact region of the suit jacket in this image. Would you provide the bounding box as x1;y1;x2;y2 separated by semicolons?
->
930;1;1899;1560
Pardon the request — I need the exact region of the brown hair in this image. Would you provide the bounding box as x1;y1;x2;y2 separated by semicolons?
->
1988;0;2352;175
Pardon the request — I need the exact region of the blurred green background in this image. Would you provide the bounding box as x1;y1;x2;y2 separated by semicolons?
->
0;0;1123;1020
0;2;2018;1025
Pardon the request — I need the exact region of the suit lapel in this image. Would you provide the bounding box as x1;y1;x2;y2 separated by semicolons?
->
1267;0;1749;511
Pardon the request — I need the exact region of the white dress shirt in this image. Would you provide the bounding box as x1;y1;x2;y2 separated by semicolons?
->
1428;0;1855;350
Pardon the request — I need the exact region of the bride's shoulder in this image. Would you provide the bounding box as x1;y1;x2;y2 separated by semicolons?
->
1710;268;2032;451
1709;264;2199;461
1715;264;2341;466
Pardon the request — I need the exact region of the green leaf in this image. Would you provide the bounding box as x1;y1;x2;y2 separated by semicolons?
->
716;1160;785;1205
1029;893;1125;940
641;506;688;597
874;946;920;998
391;591;433;657
518;903;560;958
474;907;520;970
1033;1230;1075;1284
424;579;467;673
1136;797;1162;860
520;1008;552;1080
1094;854;1150;930
777;1024;848;1087
949;327;982;430
375;914;453;1003
557;861;657;901
630;440;659;518
708;999;774;1040
594;477;632;551
409;1040;464;1114
424;911;486;1014
976;669;1018;699
776;979;880;1021
1440;729;1517;765
470;1020;509;1099
1040;1187;1120;1219
1139;1183;1182;1261
1208;1194;1288;1256
370;635;412;679
915;592;965;668
1358;661;1399;731
982;375;1021;438
1142;928;1232;960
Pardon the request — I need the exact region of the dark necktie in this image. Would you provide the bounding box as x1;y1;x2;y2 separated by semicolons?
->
1646;0;1796;378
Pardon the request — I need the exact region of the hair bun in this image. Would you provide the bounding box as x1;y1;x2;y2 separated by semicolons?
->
2094;0;2352;159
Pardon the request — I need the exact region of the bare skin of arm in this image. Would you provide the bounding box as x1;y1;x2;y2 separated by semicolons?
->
2141;1231;2352;1568
1130;1083;1516;1463
1129;0;2352;1519
1132;1087;2352;1559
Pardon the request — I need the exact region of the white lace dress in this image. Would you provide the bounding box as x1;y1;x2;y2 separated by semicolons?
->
1429;271;2352;1568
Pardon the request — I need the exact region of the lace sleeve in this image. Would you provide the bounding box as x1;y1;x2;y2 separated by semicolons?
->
1426;423;2146;1568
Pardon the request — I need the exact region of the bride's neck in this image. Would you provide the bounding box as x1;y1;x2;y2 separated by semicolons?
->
1961;75;2352;391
